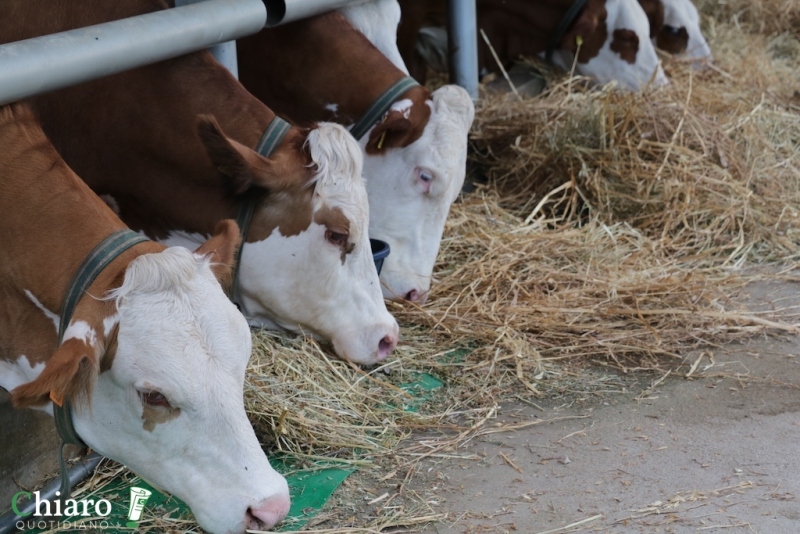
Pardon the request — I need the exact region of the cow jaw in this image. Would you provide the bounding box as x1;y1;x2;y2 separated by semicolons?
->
362;85;475;303
72;247;289;534
238;218;399;367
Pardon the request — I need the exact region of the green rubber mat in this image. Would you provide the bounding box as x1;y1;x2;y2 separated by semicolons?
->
17;462;356;533
14;369;448;532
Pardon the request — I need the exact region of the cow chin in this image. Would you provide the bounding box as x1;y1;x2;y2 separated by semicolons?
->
378;252;434;304
246;309;399;367
237;228;398;366
77;373;291;534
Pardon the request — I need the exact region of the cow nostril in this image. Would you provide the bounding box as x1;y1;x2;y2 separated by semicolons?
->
246;508;265;530
404;289;429;304
247;494;290;530
378;335;397;360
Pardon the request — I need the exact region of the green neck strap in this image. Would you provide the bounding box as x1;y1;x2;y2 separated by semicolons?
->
545;0;589;64
53;229;147;500
349;76;420;141
255;115;291;158
230;117;291;305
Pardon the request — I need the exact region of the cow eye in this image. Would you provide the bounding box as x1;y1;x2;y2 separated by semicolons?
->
415;168;434;194
140;390;171;408
416;168;434;183
325;229;349;248
663;25;682;36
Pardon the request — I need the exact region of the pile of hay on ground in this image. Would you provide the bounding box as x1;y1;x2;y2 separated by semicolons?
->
243;0;800;480
80;2;799;531
696;0;800;36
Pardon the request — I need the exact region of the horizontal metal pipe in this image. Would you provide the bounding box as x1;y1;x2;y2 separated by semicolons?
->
0;453;104;534
0;0;266;105
265;0;371;26
174;0;240;78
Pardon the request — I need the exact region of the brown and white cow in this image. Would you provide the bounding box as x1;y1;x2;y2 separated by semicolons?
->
0;0;398;366
237;11;474;304
0;103;289;533
397;0;668;90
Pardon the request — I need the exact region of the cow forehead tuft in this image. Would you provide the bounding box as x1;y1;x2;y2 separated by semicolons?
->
112;249;249;364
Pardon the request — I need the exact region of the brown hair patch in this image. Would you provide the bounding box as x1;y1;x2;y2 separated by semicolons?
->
314;205;353;264
142;404;181;432
657;25;689;54
610;29;640;64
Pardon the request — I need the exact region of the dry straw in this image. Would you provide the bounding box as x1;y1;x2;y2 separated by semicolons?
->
69;1;799;531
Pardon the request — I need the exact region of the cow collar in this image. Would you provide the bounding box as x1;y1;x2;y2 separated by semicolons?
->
349;76;421;141
52;229;148;499
545;0;590;64
230;116;292;306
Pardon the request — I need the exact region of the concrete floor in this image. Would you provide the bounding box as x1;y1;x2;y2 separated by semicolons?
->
408;278;800;534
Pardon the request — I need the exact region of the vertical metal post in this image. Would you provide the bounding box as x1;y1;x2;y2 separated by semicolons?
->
175;0;240;78
208;39;240;78
446;0;479;100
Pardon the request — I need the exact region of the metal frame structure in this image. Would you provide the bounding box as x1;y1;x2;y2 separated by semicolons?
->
0;0;478;103
0;0;266;106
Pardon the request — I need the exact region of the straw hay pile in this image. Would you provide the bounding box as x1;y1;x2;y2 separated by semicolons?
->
236;1;799;530
80;1;800;531
245;4;799;533
246;0;800;461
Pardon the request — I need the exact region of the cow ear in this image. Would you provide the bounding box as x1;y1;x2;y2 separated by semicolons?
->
365;111;417;155
12;339;97;409
197;115;301;195
197;115;259;195
194;219;242;286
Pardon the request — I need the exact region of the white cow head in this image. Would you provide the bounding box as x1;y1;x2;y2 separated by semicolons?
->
11;227;289;534
360;85;475;304
657;0;712;60
196;118;399;366
553;0;669;90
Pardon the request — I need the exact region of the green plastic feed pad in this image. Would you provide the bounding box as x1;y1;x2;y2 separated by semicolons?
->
17;367;449;532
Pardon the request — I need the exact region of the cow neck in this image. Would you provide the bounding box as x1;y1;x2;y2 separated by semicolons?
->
52;230;149;502
1;0;280;239
229;117;292;304
350;77;422;140
545;0;590;63
0;107;152;357
476;0;607;68
237;11;429;138
0;106;152;499
29;48;279;240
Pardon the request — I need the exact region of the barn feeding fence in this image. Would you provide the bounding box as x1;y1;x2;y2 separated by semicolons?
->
2;0;800;532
